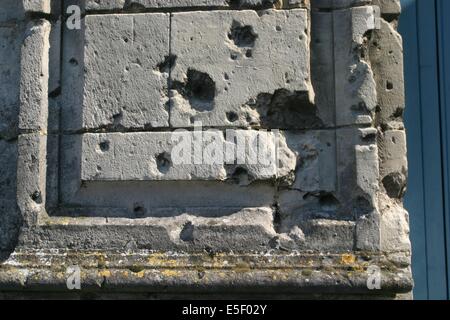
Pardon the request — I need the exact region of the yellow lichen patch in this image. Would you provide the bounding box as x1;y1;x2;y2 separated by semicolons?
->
234;262;251;273
146;253;179;268
302;269;313;277
97;254;107;269
99;269;111;278
341;254;356;265
161;269;180;277
351;265;365;273
136;270;145;278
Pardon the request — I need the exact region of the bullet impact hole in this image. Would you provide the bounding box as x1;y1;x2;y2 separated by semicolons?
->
226;111;239;122
156;152;171;174
228;21;257;48
99;141;110;152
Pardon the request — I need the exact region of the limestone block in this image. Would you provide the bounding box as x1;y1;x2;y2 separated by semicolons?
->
285;130;336;192
19;207;277;251
80;130;296;182
380;194;411;252
18;20;50;132
62;13;170;131
16;134;47;226
334;6;380;126
170;9;316;128
23;0;52;13
370;19;405;126
378;130;407;198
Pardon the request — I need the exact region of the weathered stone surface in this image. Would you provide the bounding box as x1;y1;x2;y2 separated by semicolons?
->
16;133;47;227
170;9;314;128
334;6;380;126
370;18;405;127
0;0;412;298
62;14;170;131
80;130;296;182
19;20;50;132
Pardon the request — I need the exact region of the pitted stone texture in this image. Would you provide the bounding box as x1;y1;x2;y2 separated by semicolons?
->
63;13;170;131
370;19;404;126
334;6;380;126
16;134;47;227
80;130;296;182
309;6;380;127
19;20;50;132
170;9;315;128
59;134;275;217
23;0;52;13
21;207;277;251
380;194;411;252
378;130;407;199
0;26;21;139
284;130;336;192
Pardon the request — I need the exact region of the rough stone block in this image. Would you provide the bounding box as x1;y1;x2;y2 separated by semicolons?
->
170;9;315;128
379;130;407;199
23;0;52;13
18;19;50;132
16;133;47;226
370;19;405;127
380;194;411;252
80;130;296;182
333;6;380;126
62;13;170;131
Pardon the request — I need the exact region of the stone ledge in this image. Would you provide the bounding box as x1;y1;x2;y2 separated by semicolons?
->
0;250;413;294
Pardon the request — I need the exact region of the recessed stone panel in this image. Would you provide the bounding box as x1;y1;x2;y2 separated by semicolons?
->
80;130;297;182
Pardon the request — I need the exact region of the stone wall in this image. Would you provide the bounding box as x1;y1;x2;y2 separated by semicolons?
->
0;0;412;298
